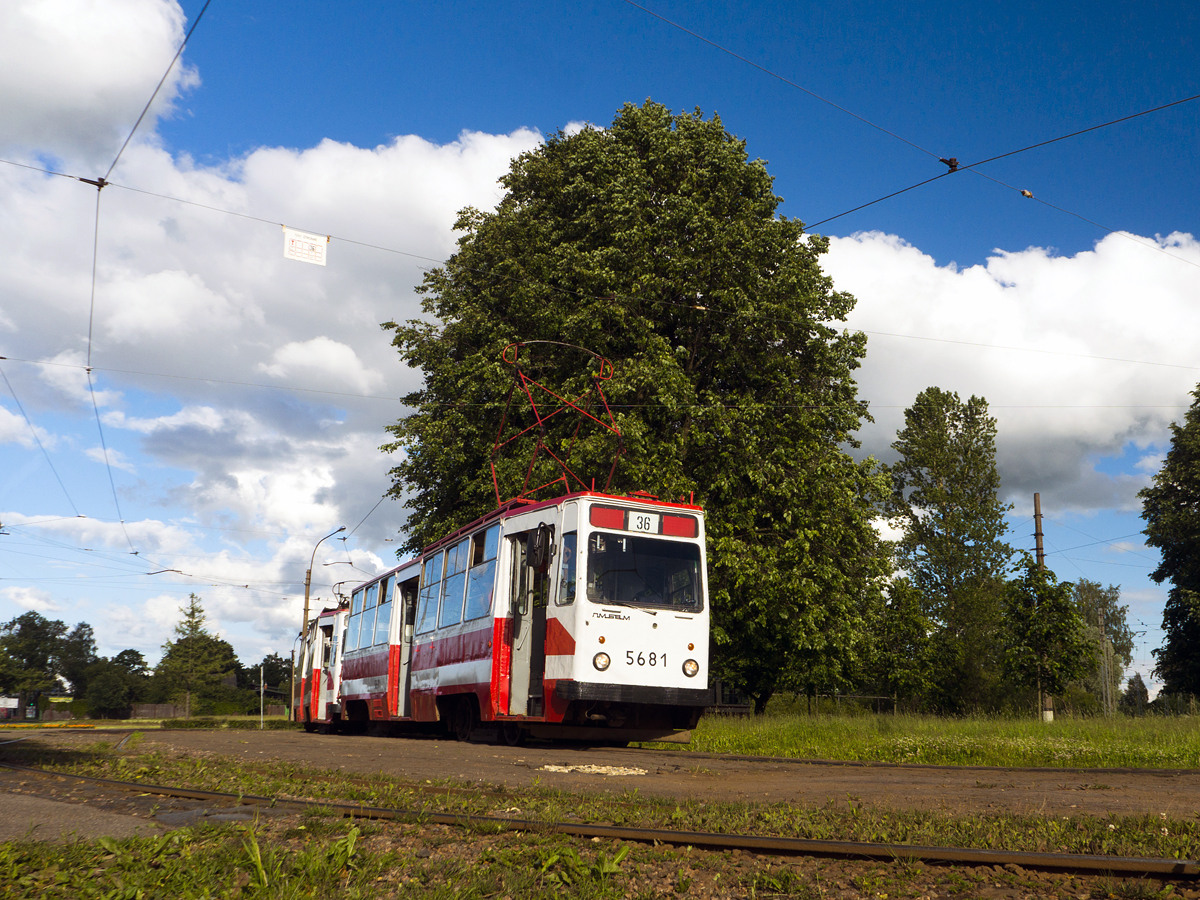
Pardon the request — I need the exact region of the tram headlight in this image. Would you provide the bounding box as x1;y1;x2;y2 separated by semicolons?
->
593;652;611;671
682;658;699;678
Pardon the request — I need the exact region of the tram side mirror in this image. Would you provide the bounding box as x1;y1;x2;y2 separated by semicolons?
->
527;523;553;572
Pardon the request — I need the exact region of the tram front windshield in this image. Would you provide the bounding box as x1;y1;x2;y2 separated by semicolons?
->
585;532;703;611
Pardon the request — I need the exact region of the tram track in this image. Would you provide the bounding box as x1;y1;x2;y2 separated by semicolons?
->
3;760;1197;881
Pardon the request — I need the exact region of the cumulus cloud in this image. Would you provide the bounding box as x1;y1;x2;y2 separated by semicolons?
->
0;585;58;613
824;230;1200;514
0;0;197;167
257;337;384;394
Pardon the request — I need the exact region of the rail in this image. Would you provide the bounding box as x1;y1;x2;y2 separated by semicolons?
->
2;761;1196;880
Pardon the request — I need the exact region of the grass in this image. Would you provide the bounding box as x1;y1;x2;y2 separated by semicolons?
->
3;720;1197;899
667;711;1200;768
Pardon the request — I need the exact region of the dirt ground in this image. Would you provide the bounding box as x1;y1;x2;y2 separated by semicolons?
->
14;726;1200;819
6;728;1200;898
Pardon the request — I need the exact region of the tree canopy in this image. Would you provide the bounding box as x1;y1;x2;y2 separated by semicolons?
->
154;594;240;717
1140;384;1200;696
888;387;1014;710
1003;561;1094;701
383;100;890;709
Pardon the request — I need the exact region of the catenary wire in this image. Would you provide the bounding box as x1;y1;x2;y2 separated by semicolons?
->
103;0;215;182
0;363;80;515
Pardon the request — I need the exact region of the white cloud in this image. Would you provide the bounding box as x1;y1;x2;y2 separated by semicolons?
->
0;0;197;167
257;337;384;394
824;230;1200;514
0;405;49;449
0;585;58;613
85;445;137;473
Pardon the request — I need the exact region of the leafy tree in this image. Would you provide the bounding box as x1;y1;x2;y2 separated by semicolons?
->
888;387;1014;710
0;644;18;695
1070;580;1133;713
154;595;239;717
59;622;98;696
112;649;149;679
84;662;134;719
1;612;67;715
382;101;890;711
1140;385;1200;696
82;650;151;718
864;578;934;709
1118;671;1151;716
249;653;291;696
1003;561;1095;707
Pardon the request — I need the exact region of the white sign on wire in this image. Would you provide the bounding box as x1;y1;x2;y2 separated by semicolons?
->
283;226;328;266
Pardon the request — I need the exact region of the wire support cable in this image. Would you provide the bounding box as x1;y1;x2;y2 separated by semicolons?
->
103;0;214;182
85;368;137;556
0;362;80;516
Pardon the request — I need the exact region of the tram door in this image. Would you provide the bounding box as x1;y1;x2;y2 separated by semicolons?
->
508;524;552;716
393;574;420;717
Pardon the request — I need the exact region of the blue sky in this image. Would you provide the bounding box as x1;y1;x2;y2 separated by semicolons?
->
1;0;1197;694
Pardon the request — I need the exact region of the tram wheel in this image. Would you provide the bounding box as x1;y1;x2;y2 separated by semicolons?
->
453;699;478;742
499;723;525;746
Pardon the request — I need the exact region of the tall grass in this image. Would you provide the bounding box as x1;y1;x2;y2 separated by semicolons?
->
686;713;1200;768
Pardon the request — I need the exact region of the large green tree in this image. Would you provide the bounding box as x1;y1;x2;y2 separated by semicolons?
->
382;101;890;710
1140;385;1200;696
59;622;98;696
1;612;68;716
1069;579;1133;713
888;387;1014;710
154;595;240;717
1003;561;1094;709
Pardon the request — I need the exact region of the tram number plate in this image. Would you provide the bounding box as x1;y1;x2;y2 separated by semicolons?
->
626;651;666;667
628;512;659;534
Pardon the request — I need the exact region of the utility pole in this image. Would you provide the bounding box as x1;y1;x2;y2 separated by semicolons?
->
1033;493;1051;723
1033;493;1045;571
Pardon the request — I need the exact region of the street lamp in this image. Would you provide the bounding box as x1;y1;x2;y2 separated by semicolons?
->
302;526;346;637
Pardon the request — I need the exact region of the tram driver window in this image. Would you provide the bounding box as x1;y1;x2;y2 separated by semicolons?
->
556;531;577;606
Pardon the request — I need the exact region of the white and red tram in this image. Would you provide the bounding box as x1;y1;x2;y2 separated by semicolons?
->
295;490;711;743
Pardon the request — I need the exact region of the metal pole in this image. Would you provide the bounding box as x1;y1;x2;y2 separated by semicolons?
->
295;526;344;721
302;526;346;638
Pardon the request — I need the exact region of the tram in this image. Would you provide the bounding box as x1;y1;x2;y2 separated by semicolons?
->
297;490;710;743
295;342;712;743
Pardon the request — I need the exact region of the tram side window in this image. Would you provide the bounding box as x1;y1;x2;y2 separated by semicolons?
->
359;583;378;650
555;531;577;606
438;537;470;628
464;524;500;620
373;575;393;645
346;588;365;651
415;553;443;635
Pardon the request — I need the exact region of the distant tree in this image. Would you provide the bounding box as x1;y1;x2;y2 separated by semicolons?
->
0;645;17;695
888;387;1014;710
249;653;291;696
84;662;134;719
112;649;149;679
58;622;98;696
1070;580;1134;713
82;650;151;718
154;595;239;717
864;578;934;709
1118;671;1151;716
1;612;67;716
1003;561;1095;709
382;100;891;712
1140;385;1200;696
